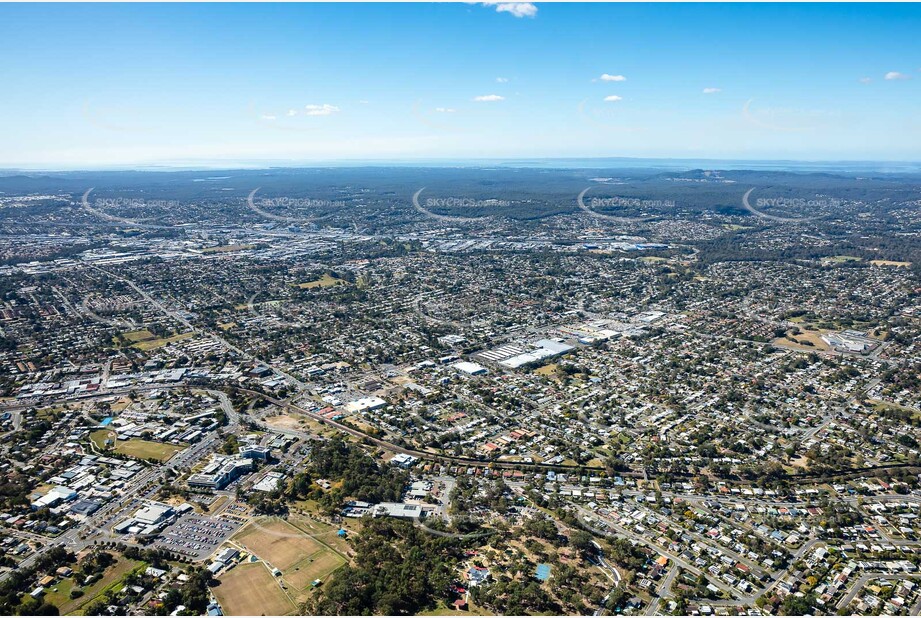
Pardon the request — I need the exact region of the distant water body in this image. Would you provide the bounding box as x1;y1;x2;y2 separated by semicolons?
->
395;157;921;174
3;157;920;175
242;157;921;174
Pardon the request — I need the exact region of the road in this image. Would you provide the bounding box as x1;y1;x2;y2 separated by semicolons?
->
645;565;679;615
574;506;742;601
836;572;918;610
90;265;309;393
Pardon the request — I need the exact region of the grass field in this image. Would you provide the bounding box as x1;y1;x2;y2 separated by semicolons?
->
213;562;295;616
50;557;144;615
419;599;494;615
265;413;338;438
871;260;912;267
289;516;353;559
234;517;348;598
870;399;921;420
534;363;558;377
284;551;346;590
90;429;117;450
90;429;181;461
295;274;346;289
41;576;76;610
234;519;327;571
133;332;194;351
121;329;156;342
114;439;182;461
772;329;831;352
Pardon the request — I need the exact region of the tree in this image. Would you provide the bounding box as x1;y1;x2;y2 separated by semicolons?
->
569;530;595;557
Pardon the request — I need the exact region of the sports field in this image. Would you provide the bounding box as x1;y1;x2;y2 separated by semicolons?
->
89;430;181;461
114;438;182;461
213;562;295;616
233;517;347;595
234;519;325;570
284;551;346;590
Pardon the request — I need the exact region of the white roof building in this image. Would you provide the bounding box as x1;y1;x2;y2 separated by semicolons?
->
452;361;487;376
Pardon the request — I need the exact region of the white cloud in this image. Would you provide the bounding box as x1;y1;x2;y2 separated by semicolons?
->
702;87;721;94
260;114;277;121
599;74;627;82
303;104;341;116
859;77;872;84
473;94;505;102
885;71;910;80
480;2;537;18
604;95;623;102
358;100;370;104
435;107;457;113
496;77;509;83
286;109;298;117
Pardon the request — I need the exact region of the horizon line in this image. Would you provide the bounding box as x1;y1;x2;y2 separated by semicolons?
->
3;155;921;175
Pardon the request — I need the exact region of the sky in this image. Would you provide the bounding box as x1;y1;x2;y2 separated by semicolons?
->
0;2;920;169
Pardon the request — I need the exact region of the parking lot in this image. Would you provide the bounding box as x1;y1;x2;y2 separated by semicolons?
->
154;513;241;560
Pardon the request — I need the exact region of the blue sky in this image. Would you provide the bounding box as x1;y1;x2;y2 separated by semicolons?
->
1;2;919;168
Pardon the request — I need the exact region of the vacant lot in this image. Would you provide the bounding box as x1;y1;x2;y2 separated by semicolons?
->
133;332;195;351
534;363;558;377
115;439;182;461
773;329;831;352
213;562;295;616
121;329;156;342
234;519;325;571
295;274;346;289
265;413;337;438
871;260;911;267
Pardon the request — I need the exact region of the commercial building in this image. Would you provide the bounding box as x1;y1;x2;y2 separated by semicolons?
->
344;396;387;413
452;361;488;376
188;456;253;490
